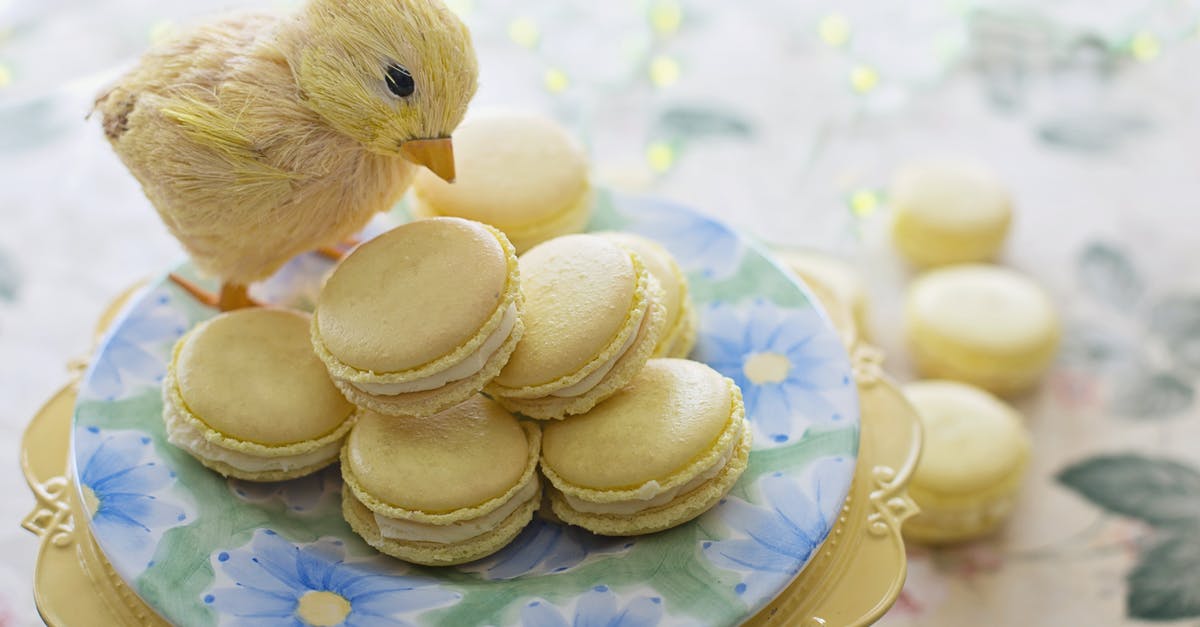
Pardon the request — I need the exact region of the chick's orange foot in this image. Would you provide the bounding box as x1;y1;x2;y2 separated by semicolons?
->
169;274;261;311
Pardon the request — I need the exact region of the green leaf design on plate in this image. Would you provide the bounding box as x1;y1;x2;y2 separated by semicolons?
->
1149;294;1200;374
688;252;810;308
1111;371;1194;420
1127;529;1200;620
1058;454;1200;525
654;107;754;142
1077;242;1143;309
1059;323;1135;369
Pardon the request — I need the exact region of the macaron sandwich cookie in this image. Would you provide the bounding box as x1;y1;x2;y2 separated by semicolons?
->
163;309;357;481
410;112;592;253
905;264;1060;395
487;234;666;419
312;217;524;417
341;396;542;566
540;359;751;535
901;380;1031;543
890;160;1012;267
598;232;697;358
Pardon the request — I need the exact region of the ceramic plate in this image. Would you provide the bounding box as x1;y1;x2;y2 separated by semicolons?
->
71;193;860;627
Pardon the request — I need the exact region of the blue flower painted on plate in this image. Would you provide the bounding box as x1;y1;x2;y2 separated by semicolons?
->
227;465;339;515
83;287;189;401
75;426;190;571
461;517;631;580
521;585;664;627
693;299;855;444
205;530;459;626
701;457;854;605
615;195;743;280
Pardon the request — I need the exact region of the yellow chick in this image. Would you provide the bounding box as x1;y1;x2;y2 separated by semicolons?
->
94;0;478;309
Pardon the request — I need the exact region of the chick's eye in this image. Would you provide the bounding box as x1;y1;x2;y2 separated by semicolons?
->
385;64;415;98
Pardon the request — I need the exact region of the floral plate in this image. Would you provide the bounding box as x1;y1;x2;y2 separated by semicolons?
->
71;193;861;627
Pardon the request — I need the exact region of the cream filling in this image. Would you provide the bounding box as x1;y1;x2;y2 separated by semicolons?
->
548;310;644;398
353;304;518;396
562;421;741;515
165;409;340;473
373;477;538;544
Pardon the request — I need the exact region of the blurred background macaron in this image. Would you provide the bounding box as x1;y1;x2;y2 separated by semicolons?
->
487;234;666;420
902;380;1031;544
890;160;1012;267
540;358;750;536
410;112;592;253
905;264;1060;395
163;308;357;481
598;232;697;358
312;217;523;417
341;396;541;566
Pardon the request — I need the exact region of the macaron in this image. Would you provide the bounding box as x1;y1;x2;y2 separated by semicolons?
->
775;249;869;345
163;309;357;481
340;396;541;566
905;264;1060;395
540;359;751;536
901;380;1031;544
890;161;1012;267
410;112;592;253
598;232;696;358
487;234;666;420
312;217;524;417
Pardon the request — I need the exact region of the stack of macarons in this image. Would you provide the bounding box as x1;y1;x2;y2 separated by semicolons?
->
161;111;747;567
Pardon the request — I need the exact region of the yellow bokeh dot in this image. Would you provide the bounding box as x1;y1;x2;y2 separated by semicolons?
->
508;17;540;49
818;14;850;47
849;189;880;216
149;19;177;45
849;64;879;93
544;67;569;93
646;142;676;173
650;0;683;36
0;64;11;89
649;55;680;87
1130;31;1160;61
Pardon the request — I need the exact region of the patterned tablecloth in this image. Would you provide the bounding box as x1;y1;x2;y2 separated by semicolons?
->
3;1;1200;625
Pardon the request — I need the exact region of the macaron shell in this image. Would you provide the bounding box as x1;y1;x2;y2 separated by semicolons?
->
597;233;687;340
410;113;591;235
906;265;1060;394
656;298;698;359
344;398;530;514
548;425;751;536
315;218;513;375
185;451;339;482
412;186;593;254
331;315;523;418
174;309;354;445
493;235;639;390
342;482;541;566
890;161;1012;266
542;359;733;489
491;289;665;420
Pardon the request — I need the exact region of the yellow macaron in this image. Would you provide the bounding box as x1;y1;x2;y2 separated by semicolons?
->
905;264;1060;395
410;112;592;253
487;234;666;420
312;217;524;417
901;380;1031;544
540;359;751;536
162;308;357;481
598;232;696;358
340;396;541;566
890;161;1012;267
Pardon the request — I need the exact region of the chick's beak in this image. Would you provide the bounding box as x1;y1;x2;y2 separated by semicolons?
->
400;137;456;183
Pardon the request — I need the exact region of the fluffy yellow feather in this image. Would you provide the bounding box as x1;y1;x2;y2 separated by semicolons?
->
94;0;477;305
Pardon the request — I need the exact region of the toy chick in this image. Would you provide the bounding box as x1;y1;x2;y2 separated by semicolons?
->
94;0;478;309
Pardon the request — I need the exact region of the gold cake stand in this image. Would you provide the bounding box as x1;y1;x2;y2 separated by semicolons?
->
22;283;922;626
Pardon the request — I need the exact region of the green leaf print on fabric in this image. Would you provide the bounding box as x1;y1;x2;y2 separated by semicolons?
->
1111;372;1194;420
1126;531;1200;621
1077;242;1144;309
